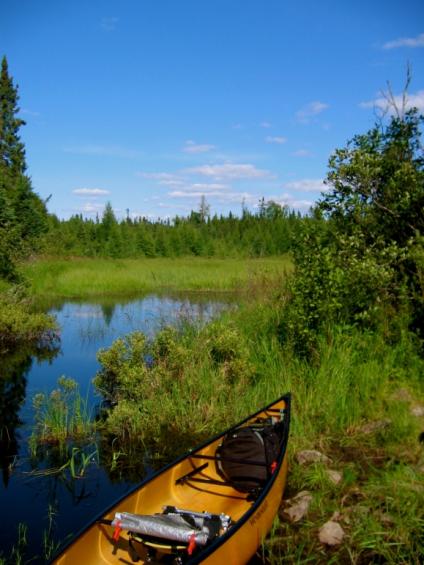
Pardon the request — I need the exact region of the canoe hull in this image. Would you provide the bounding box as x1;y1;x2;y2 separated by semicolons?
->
54;394;290;565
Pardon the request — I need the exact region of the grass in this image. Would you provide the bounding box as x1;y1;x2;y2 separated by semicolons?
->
91;295;424;563
30;376;95;454
20;255;293;298
19;254;424;563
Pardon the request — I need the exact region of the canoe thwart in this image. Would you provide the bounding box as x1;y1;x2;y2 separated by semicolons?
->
175;462;209;485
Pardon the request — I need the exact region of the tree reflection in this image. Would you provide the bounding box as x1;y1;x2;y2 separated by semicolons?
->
0;342;60;487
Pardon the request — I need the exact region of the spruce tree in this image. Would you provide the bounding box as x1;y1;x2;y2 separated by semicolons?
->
0;56;48;278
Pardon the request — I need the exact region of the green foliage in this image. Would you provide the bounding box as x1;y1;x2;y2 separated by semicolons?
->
0;288;57;347
40;200;301;260
30;376;94;451
93;319;255;446
281;108;424;354
0;57;48;280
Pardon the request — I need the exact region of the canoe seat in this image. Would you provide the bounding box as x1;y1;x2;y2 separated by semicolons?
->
112;506;232;560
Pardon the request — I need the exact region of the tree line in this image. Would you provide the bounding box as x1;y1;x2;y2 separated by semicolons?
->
41;200;303;259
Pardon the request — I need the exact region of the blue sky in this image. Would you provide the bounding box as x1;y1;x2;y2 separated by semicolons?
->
1;0;424;220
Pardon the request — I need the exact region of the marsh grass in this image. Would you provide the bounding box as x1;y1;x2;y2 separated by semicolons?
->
21;256;292;298
92;293;424;564
30;376;95;453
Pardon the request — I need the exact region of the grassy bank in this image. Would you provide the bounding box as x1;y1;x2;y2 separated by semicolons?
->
88;295;424;563
21;256;293;298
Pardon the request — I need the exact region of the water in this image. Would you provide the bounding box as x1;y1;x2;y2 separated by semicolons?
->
0;292;234;563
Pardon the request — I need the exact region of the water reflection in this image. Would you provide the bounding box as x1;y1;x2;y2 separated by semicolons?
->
0;292;235;562
0;343;59;487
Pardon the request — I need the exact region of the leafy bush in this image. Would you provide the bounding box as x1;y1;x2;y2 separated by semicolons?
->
0;288;57;347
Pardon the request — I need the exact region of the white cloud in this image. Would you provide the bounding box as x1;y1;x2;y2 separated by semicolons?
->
260;121;272;128
189;183;228;191
169;190;227;198
182;140;215;154
65;144;143;159
291;149;313;157
73;188;110;196
360;90;424;113
185;163;272;180
74;202;105;215
138;172;184;186
382;33;424;50
100;17;119;31
283;179;326;192
296;101;329;123
265;136;287;144
170;190;254;204
276;194;313;212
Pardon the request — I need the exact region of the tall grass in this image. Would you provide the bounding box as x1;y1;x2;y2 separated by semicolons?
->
93;294;424;563
21;256;292;298
30;376;95;454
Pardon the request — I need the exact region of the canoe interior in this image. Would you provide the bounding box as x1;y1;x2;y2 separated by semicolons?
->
54;394;290;565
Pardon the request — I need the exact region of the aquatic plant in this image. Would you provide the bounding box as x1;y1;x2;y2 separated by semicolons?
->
30;376;95;452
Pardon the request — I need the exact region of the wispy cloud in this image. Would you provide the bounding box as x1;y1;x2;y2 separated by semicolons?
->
260;121;272;128
291;149;313;157
65;144;144;159
73;188;110;196
74;202;105;215
283;179;326;192
185;163;272;180
182;140;215;154
100;17;119;32
360;90;424;113
137;172;184;186
265;136;287;145
296;101;329;123
21;108;41;117
275;194;314;212
382;32;424;50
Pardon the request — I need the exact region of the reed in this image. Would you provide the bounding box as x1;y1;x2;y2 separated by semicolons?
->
30;376;95;453
21;256;292;298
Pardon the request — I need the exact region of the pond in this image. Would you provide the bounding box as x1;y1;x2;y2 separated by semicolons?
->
0;293;235;563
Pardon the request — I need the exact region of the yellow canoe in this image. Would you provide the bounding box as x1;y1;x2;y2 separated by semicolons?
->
53;393;290;565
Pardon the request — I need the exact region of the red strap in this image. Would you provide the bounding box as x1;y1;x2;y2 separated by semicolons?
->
113;520;122;542
187;533;197;555
270;461;277;474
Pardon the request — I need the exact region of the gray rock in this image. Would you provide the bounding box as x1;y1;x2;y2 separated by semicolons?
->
358;419;391;434
319;520;345;546
281;491;313;523
296;450;331;465
411;405;424;417
326;469;343;485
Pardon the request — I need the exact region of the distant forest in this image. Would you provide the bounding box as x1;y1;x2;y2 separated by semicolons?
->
42;199;305;258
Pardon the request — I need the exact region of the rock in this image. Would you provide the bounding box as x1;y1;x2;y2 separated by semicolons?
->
319;520;345;546
358;419;391;434
411;405;424;417
296;450;331;465
391;388;413;402
326;469;343;485
281;491;313;523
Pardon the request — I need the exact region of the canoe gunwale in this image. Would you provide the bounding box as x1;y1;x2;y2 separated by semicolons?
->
185;393;291;564
50;392;291;564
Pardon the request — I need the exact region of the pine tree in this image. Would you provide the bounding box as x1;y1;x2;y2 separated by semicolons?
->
0;56;48;278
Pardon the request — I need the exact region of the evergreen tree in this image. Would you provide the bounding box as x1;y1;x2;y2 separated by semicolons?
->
0;56;48;278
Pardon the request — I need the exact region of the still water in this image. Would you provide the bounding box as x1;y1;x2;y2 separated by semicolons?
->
0;293;234;563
